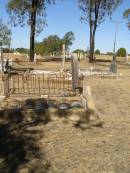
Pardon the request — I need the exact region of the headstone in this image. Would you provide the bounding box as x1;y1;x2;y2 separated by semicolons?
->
110;60;117;73
71;55;79;92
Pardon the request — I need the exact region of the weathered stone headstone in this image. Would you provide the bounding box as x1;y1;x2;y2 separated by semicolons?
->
110;60;117;73
71;55;79;92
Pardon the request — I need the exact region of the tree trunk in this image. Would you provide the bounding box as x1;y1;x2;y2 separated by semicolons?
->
89;32;95;63
30;0;37;62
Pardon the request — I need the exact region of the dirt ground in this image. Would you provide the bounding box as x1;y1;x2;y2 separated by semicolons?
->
0;56;130;173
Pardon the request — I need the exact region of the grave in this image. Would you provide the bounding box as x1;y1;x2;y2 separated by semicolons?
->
0;52;101;127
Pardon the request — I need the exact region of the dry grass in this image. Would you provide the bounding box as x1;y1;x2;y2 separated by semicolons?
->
0;54;130;172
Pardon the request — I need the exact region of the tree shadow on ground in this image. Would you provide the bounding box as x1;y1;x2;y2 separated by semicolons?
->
95;59;112;63
0;98;51;173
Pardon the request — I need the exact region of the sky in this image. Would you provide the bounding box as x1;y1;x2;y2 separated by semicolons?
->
0;0;130;53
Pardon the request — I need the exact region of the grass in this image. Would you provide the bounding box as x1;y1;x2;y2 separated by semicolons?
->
0;54;130;172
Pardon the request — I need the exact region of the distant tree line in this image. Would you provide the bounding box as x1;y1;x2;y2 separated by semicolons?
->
3;31;75;56
3;47;29;54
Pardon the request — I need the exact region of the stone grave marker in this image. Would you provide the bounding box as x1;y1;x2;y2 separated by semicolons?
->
71;55;79;93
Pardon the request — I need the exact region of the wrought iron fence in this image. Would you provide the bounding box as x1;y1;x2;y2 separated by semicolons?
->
4;72;74;97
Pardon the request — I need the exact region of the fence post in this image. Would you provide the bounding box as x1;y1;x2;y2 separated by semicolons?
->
4;73;10;97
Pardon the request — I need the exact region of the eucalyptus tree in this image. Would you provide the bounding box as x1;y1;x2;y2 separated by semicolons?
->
63;31;75;51
0;19;11;47
35;31;75;55
7;0;55;62
123;9;130;29
78;0;122;62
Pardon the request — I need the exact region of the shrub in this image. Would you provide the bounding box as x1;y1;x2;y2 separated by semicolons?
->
95;49;100;55
116;48;126;57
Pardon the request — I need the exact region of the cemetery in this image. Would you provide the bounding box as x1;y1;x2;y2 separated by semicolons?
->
0;49;130;173
1;0;130;173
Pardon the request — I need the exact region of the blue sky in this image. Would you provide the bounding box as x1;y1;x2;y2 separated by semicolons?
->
0;0;130;53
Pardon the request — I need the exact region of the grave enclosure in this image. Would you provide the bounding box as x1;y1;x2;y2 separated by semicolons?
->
1;56;82;99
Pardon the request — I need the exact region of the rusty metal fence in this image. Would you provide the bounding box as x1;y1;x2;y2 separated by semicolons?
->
3;72;74;97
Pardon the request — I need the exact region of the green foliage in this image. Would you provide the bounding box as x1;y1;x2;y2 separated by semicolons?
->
78;0;123;25
3;48;14;53
73;49;85;54
0;19;11;47
123;9;130;29
7;0;56;61
78;0;122;62
7;0;55;34
95;49;100;55
117;48;126;57
15;48;29;54
35;31;75;56
35;35;62;56
63;31;75;50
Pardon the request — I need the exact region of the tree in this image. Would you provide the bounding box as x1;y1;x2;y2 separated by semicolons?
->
35;31;75;56
0;19;11;47
7;0;55;62
35;35;63;56
3;48;14;53
117;48;126;57
78;0;122;63
123;9;130;29
63;31;75;51
95;49;100;55
44;35;63;55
